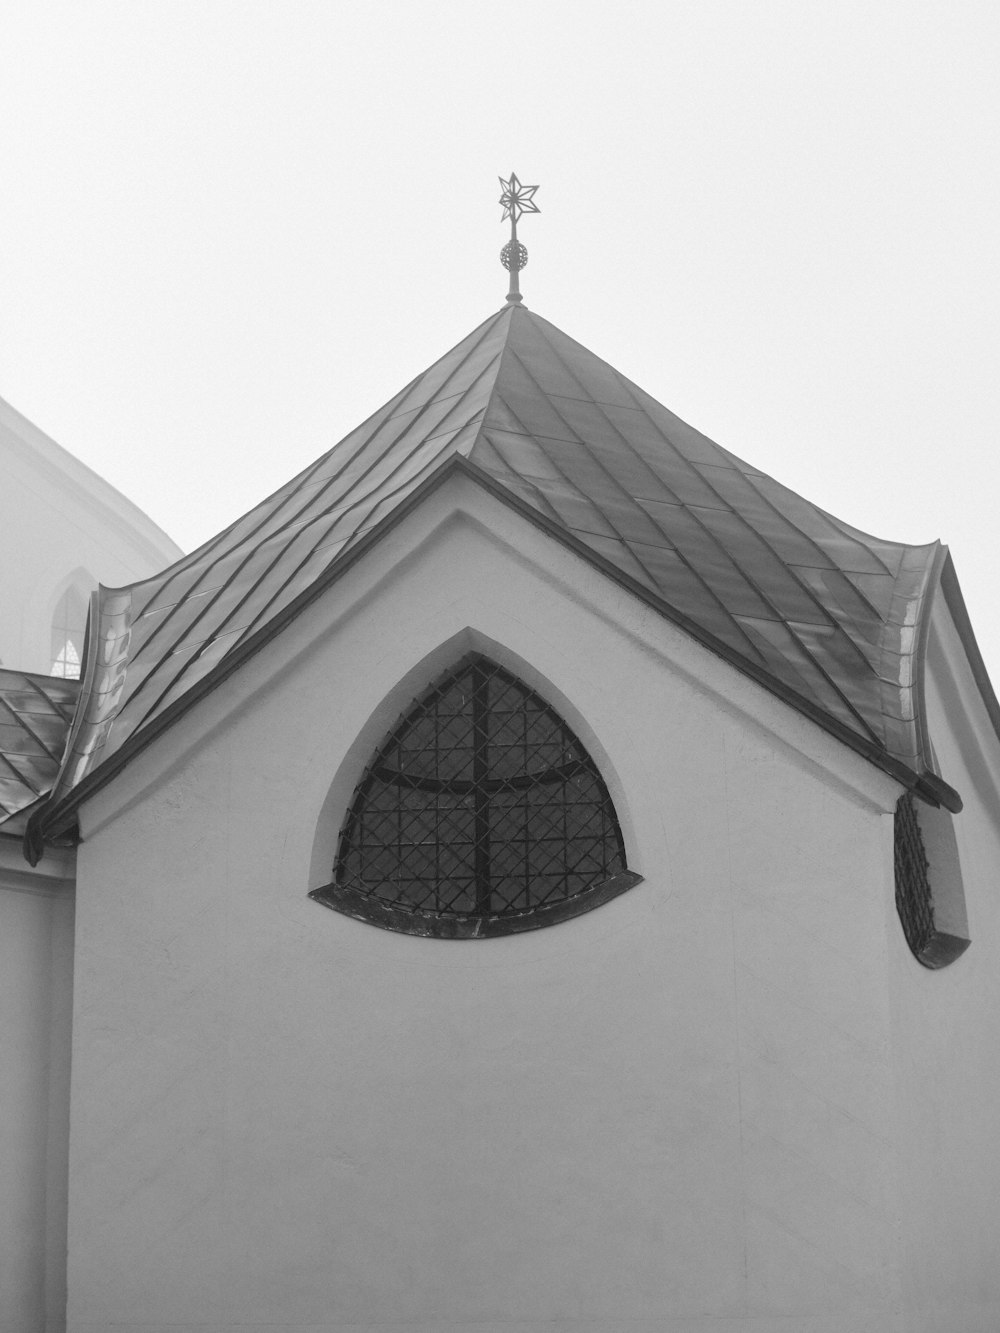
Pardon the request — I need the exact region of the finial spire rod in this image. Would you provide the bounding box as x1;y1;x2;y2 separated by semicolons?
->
498;172;539;305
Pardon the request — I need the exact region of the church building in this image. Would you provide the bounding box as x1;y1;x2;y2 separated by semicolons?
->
3;185;1000;1333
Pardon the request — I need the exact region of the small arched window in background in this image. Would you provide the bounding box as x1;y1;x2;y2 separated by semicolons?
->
50;585;88;680
311;655;641;938
894;791;970;968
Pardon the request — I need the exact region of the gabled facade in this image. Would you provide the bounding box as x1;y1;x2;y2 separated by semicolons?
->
3;306;1000;1333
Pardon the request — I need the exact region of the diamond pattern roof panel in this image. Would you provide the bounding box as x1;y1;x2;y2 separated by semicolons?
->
35;301;969;834
0;670;79;828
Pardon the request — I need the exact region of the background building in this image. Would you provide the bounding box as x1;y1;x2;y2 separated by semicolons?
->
0;394;181;678
0;396;180;1332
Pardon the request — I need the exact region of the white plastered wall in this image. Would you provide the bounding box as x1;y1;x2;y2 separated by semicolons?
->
885;598;1000;1333
0;839;75;1333
67;473;924;1333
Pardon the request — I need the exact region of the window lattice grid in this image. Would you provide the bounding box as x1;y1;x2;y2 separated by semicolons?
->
335;656;627;920
894;792;935;958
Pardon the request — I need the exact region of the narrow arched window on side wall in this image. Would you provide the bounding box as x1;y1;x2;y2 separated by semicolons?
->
311;654;641;938
894;791;970;968
50;585;88;679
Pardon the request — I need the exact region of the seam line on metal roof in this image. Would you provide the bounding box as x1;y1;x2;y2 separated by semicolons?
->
506;334;777;668
117;328;508;721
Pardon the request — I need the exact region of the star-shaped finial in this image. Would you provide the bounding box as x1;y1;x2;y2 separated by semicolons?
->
499;173;540;223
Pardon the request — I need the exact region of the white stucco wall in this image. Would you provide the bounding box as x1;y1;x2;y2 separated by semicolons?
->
885;600;1000;1333
0;840;75;1333
64;475;966;1333
0;396;181;675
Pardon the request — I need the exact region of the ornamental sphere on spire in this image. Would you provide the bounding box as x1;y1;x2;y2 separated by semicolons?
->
500;240;528;272
498;173;539;305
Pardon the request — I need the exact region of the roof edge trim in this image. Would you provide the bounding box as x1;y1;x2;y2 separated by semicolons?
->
911;540;948;779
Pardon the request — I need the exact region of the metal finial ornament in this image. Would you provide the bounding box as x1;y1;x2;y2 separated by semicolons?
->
498;172;540;304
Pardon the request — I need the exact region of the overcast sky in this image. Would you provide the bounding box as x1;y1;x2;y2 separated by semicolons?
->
2;2;998;678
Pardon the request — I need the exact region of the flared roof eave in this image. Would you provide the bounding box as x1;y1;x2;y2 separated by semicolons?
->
23;302;985;855
26;454;963;858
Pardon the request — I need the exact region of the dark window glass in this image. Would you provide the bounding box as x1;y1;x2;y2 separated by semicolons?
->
893;791;970;969
894;792;935;959
311;655;640;937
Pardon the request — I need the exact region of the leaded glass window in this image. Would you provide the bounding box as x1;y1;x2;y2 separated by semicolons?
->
894;792;935;960
310;655;641;937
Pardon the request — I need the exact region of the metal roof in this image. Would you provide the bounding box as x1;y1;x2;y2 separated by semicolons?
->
31;302;975;846
0;670;79;833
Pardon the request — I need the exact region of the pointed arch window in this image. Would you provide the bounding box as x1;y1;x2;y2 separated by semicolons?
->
50;585;88;680
311;655;641;938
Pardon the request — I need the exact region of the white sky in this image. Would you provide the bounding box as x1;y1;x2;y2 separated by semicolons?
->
2;2;998;677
